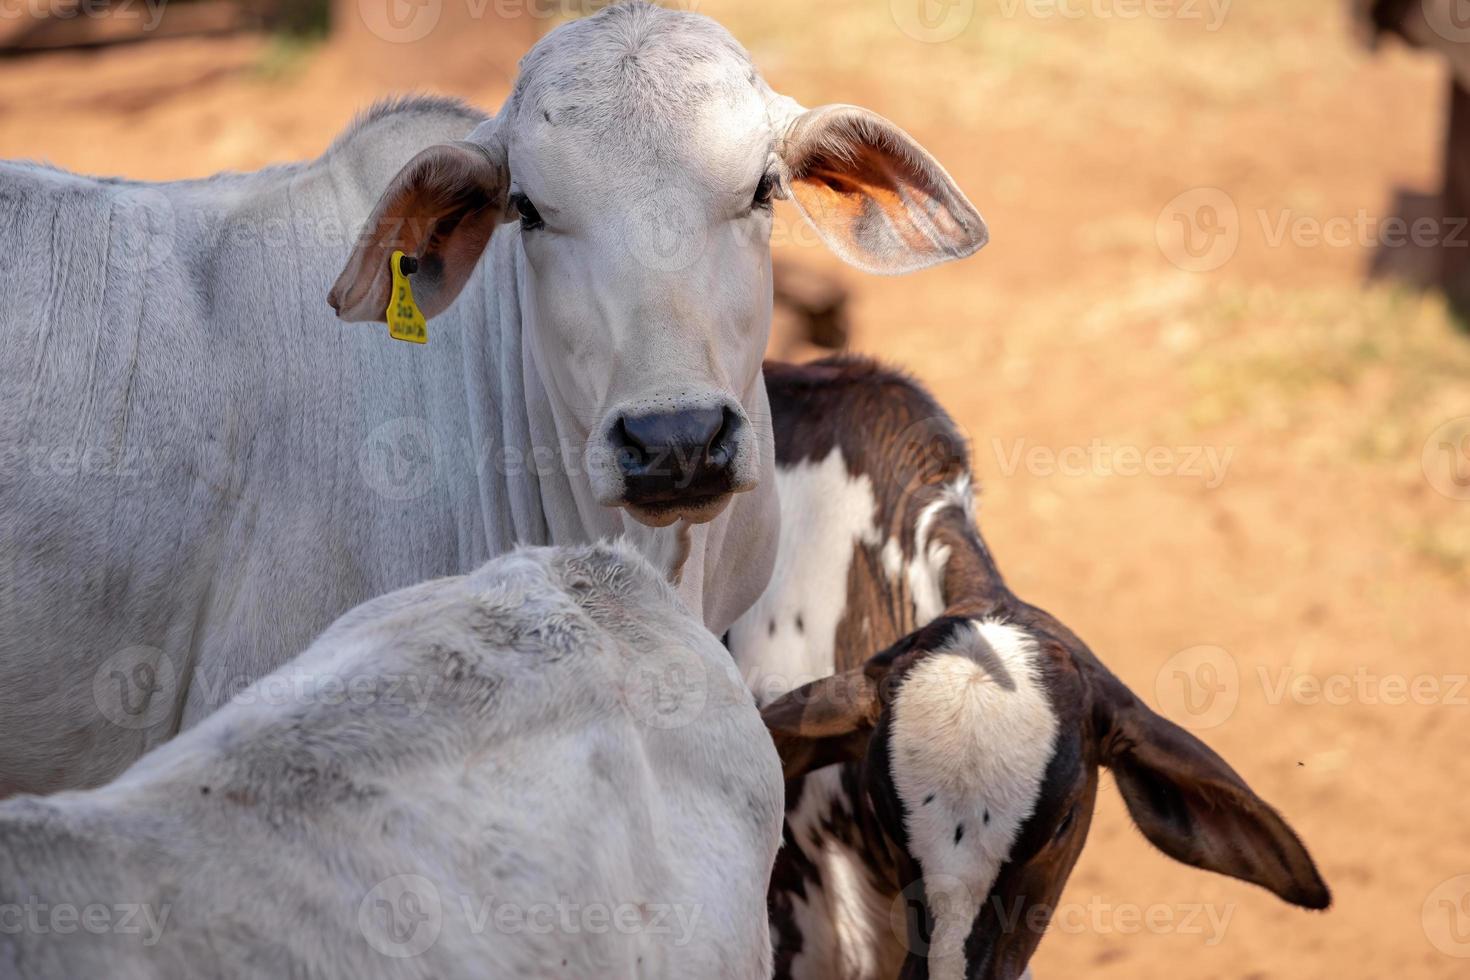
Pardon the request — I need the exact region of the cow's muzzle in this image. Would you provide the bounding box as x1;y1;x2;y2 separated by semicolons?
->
601;403;753;526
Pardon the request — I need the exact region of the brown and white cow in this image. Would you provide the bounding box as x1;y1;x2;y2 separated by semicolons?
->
728;357;1330;980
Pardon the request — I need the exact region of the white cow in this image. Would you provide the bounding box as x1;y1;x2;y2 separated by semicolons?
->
0;541;784;980
0;1;986;795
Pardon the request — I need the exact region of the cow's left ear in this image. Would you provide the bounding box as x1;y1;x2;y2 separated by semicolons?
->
761;668;881;780
329;137;509;323
1090;667;1332;910
771;101;987;274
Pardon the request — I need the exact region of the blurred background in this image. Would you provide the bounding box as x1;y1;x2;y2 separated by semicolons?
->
2;0;1467;976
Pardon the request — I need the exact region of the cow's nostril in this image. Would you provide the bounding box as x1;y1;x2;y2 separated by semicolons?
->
707;407;741;467
613;416;648;463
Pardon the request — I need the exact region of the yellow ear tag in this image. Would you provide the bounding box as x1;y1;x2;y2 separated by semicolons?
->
386;250;427;345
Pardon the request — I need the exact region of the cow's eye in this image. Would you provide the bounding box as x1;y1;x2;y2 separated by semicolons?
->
512;193;544;230
752;172;776;212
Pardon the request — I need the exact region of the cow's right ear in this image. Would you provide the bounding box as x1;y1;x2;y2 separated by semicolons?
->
768;98;987;275
329;139;509;323
761;669;880;780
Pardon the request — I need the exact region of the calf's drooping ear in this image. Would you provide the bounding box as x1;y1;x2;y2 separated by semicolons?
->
329;139;509;323
761;668;881;780
773;102;987;274
1093;672;1332;910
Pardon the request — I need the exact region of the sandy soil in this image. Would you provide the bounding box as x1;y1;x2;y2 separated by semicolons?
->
1;2;1466;976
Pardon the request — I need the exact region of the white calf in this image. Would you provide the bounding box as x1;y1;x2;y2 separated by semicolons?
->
0;542;782;979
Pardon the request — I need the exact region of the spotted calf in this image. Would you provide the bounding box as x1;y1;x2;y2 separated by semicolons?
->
730;357;1330;980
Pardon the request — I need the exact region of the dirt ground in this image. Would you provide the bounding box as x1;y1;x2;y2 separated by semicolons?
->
2;1;1467;976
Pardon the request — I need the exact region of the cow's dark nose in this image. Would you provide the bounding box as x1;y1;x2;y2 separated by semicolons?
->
612;406;742;506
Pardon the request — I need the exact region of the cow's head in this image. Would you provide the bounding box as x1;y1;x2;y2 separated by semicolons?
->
763;613;1331;980
328;2;985;527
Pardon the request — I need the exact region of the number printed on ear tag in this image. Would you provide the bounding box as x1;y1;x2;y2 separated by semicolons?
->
386;250;427;344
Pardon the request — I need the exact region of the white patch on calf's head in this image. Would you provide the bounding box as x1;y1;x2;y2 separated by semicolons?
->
882;475;974;629
889;619;1058;980
905;527;950;628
